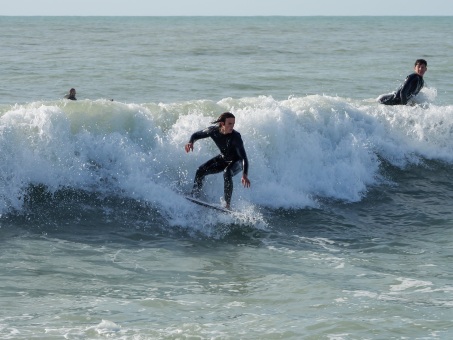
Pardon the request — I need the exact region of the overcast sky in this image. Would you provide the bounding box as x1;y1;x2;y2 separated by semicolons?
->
1;0;452;16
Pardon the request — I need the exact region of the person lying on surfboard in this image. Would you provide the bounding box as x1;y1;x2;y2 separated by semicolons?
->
378;59;427;106
184;111;251;210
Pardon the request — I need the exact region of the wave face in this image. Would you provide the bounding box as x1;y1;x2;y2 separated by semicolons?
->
1;93;451;221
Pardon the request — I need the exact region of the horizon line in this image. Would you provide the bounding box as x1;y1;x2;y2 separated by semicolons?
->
1;14;452;17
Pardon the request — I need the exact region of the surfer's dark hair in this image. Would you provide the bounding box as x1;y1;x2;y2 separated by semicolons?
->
212;112;235;125
415;59;427;67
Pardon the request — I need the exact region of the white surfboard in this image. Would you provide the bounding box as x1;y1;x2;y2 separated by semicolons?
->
184;195;233;214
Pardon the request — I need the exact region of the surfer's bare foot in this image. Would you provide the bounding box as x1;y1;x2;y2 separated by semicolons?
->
225;204;231;210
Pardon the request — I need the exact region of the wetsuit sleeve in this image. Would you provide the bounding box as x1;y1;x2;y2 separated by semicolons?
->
399;74;418;105
188;127;213;144
236;138;249;176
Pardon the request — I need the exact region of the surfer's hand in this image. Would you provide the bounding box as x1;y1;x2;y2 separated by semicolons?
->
241;174;251;188
185;142;193;153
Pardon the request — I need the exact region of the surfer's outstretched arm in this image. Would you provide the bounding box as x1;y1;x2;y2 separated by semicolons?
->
241;173;251;188
185;142;193;153
185;128;213;153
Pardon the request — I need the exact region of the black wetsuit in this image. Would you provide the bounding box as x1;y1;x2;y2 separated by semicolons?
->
189;126;249;205
64;95;77;100
379;73;424;105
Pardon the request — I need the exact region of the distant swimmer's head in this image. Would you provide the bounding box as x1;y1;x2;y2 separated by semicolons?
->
65;88;77;100
213;112;235;134
414;59;427;77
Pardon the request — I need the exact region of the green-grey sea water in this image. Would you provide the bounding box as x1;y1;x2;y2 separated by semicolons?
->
1;17;452;339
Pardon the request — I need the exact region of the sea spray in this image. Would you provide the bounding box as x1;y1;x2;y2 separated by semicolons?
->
1;94;453;219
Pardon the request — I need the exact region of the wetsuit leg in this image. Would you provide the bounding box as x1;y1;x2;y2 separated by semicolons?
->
192;155;228;196
223;160;243;206
378;93;400;105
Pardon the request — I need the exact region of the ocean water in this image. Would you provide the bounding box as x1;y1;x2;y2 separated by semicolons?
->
0;16;453;339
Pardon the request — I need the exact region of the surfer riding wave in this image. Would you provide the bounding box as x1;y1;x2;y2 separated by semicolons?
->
185;112;251;210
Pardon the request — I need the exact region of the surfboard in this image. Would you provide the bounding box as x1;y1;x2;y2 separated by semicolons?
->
184;195;232;214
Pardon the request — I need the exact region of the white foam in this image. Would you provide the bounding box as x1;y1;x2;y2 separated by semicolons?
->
1;94;452;218
389;277;433;292
94;320;121;334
